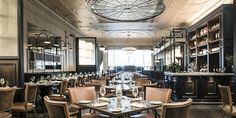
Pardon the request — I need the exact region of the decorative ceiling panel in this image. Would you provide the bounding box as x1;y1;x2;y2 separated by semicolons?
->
37;0;233;47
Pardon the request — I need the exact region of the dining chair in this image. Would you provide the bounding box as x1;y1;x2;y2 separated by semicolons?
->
146;87;172;103
12;83;38;118
218;85;236;117
135;79;152;91
76;76;82;87
68;78;77;87
161;98;192;118
0;111;12;118
0;87;17;118
85;83;101;92
126;79;153;98
44;96;71;118
49;79;69;101
67;87;109;118
81;76;87;87
68;87;96;105
45;96;100;118
130;87;172;118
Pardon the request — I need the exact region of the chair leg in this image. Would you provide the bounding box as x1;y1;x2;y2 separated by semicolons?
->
34;109;37;118
25;112;28;118
17;112;20;118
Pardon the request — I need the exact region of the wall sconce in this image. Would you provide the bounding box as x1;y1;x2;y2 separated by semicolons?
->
37;32;50;44
54;37;73;51
28;32;51;50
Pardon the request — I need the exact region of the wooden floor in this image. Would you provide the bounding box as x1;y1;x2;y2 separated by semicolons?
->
189;105;225;118
17;105;228;118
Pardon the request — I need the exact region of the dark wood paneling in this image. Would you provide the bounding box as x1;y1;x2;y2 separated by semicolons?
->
167;75;233;102
180;77;198;99
201;77;218;99
0;60;18;86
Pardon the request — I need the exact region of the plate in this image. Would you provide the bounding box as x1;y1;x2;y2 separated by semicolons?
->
78;100;91;104
111;108;122;113
150;101;162;105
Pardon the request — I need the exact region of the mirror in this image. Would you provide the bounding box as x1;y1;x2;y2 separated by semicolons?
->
27;23;63;72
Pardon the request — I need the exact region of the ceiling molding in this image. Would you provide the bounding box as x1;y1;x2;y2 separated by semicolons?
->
31;0;86;37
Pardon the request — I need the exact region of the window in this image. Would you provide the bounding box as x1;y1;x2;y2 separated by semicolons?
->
79;39;95;65
108;50;152;69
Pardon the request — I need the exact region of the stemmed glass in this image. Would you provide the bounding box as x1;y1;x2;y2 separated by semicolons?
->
31;76;35;83
99;85;106;98
0;78;5;87
132;87;139;98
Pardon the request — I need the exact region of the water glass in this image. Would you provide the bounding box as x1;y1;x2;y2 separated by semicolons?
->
100;85;106;98
132;87;139;98
31;76;35;83
94;92;100;104
5;81;9;87
0;78;5;87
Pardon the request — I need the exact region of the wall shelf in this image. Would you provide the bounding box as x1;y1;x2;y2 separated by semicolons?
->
187;5;234;72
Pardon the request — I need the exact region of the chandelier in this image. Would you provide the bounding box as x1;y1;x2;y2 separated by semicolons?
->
87;0;165;22
122;47;136;53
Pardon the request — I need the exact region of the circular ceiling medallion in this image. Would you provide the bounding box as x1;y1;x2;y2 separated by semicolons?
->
87;0;165;22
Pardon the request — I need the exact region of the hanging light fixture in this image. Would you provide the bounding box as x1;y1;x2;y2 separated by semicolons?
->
87;0;165;22
122;47;136;52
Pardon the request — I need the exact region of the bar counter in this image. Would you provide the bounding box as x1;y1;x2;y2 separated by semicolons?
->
164;72;234;103
165;72;233;76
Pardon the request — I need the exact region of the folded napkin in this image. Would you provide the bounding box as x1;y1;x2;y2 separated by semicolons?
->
93;102;109;107
131;97;142;102
98;97;110;102
150;101;162;105
131;102;146;108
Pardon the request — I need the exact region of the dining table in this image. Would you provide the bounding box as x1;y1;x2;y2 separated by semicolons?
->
75;96;161;118
32;80;62;112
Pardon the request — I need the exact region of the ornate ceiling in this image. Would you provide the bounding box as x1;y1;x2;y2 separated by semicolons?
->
36;0;233;48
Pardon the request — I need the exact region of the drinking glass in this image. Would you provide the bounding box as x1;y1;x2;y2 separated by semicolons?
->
40;76;44;81
5;81;9;87
99;85;106;98
47;75;51;81
0;78;5;87
132;87;139;98
31;76;35;83
116;86;123;99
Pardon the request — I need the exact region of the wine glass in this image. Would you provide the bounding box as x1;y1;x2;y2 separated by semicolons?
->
132;87;139;98
99;85;106;98
31;76;35;83
0;78;5;87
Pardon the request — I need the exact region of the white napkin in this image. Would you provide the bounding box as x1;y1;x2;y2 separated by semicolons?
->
93;102;109;107
131;102;146;108
131;97;142;101
98;97;109;102
150;101;162;105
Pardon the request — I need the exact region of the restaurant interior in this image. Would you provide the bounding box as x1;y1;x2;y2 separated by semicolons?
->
0;0;236;118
